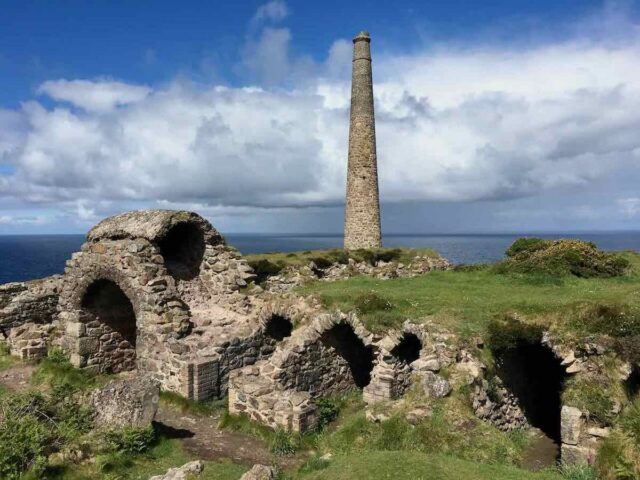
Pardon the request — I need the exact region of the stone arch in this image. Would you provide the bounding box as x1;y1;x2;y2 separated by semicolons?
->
79;278;137;373
390;332;422;365
65;265;143;316
157;221;205;280
319;322;375;388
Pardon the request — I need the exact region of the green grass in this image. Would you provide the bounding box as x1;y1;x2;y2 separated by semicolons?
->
159;391;227;416
294;451;562;480
0;343;17;371
45;436;248;480
298;252;640;334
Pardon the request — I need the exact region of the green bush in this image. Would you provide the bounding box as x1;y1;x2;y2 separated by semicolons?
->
354;292;394;315
103;426;155;455
0;388;93;479
247;259;284;284
505;237;548;258
495;238;629;278
316;397;340;431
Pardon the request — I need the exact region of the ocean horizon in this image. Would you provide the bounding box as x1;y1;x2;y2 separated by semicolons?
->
1;231;639;285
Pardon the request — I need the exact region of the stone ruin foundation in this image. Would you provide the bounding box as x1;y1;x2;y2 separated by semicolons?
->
0;208;636;466
54;209;295;399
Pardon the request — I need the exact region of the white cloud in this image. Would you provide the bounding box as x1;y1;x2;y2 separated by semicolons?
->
252;0;289;24
38;79;151;113
3;12;640;229
619;197;640;217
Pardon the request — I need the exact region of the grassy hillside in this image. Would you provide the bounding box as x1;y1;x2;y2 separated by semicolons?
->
299;251;640;335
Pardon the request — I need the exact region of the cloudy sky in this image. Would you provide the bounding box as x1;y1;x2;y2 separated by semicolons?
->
1;0;640;234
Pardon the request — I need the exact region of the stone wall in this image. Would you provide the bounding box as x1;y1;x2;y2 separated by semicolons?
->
229;312;375;432
364;322;457;404
0;276;61;330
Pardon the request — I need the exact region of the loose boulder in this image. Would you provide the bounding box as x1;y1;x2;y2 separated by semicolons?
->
239;464;276;480
149;460;204;480
88;375;160;429
422;371;452;398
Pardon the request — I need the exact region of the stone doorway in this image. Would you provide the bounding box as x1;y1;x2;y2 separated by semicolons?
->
495;341;567;463
320;323;374;388
81;279;137;373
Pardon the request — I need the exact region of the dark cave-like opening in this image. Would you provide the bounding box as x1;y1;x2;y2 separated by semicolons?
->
264;314;293;341
391;332;422;364
625;364;640;400
495;341;567;445
158;222;205;280
320;323;374;388
81;279;137;348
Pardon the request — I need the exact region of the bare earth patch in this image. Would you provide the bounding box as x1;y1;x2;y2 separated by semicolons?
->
154;404;303;469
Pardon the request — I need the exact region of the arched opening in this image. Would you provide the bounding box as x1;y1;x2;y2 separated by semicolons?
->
81;279;137;373
264;314;293;341
391;332;422;364
158;222;205;280
320;323;374;388
495;341;567;463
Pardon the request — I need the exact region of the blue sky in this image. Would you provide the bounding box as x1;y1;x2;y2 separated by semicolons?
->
1;0;640;234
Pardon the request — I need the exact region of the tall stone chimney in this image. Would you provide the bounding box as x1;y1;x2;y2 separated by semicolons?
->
344;31;382;250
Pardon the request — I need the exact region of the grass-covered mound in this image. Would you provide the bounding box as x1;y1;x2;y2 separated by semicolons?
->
494;238;630;278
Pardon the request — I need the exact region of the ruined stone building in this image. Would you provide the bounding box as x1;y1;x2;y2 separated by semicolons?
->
0;33;633;468
344;31;382;250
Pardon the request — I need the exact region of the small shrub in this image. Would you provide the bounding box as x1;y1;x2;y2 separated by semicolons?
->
495;238;629;278
103;426;155;455
557;461;599;480
0;388;93;479
315;397;340;431
505;237;549;257
354;292;394;315
269;428;298;456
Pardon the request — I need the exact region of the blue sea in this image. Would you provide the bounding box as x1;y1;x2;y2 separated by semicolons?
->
1;232;639;284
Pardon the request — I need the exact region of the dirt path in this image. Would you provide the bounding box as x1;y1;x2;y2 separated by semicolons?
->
0;363;37;393
155;404;304;469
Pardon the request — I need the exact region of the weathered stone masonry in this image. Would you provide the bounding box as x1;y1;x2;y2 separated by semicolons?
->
55;210;289;399
344;31;382;250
